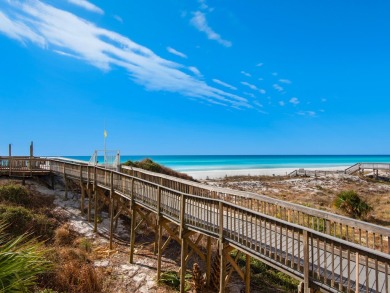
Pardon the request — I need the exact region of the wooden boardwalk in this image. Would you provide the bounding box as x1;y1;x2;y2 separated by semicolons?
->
1;156;389;292
289;162;390;177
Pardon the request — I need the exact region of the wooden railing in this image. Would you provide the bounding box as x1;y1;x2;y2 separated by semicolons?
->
49;159;389;292
122;165;390;254
0;156;50;176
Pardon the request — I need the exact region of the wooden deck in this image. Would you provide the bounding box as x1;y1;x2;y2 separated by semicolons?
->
1;156;389;292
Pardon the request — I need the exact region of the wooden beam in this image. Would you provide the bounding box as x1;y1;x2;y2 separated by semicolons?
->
109;172;115;250
219;241;226;293
226;252;244;281
180;232;188;293
206;236;212;287
245;254;250;293
157;219;163;281
129;204;137;264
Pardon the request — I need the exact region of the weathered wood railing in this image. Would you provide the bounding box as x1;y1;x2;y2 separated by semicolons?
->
49;159;389;292
0;156;50;176
122;165;390;254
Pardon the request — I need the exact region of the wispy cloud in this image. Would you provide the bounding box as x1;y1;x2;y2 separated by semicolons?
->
279;101;285;106
212;79;237;90
188;66;202;77
241;71;251;77
0;1;249;109
256;63;263;67
259;89;266;94
273;84;284;92
113;15;123;23
241;81;257;91
272;72;278;76
243;92;256;98
289;97;299;105
298;111;316;117
190;11;231;47
167;46;187;59
279;79;292;84
67;0;104;15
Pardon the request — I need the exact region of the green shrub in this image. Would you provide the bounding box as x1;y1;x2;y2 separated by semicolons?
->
123;159;197;182
0;205;33;235
0;223;51;292
0;183;31;205
159;271;191;291
334;190;372;219
0;205;57;239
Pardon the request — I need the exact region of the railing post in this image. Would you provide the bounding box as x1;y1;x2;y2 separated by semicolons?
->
179;193;187;293
109;171;114;250
94;167;98;232
8;144;12;176
303;230;310;292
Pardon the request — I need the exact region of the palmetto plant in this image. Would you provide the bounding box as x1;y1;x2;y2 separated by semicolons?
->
0;223;51;292
334;190;372;219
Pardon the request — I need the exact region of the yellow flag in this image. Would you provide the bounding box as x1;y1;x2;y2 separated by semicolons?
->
104;129;108;138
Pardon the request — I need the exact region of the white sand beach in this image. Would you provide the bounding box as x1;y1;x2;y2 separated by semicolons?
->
186;166;350;179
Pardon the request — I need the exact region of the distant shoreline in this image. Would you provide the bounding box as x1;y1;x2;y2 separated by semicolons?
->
186;166;350;180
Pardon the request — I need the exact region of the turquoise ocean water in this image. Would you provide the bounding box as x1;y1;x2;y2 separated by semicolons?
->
64;155;390;172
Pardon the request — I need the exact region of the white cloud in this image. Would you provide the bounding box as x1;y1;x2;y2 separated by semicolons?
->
167;47;187;59
188;66;202;77
241;71;251;77
298;111;316;117
289;97;299;105
279;101;285;106
198;0;209;10
212;79;237;90
279;79;292;84
273;84;284;92
256;63;263;67
0;1;250;109
253;101;263;108
113;15;123;23
241;81;257;91
190;11;231;47
259;89;266;94
67;0;104;15
0;11;46;47
243;92;256;98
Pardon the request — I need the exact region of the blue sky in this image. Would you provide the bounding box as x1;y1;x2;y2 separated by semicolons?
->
1;0;390;156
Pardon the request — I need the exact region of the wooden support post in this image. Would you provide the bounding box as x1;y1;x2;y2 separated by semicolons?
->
180;234;188;293
245;254;250;293
157;220;163;281
129;203;136;263
50;173;55;189
219;242;226;293
303;230;310;293
206;236;212;287
87;188;92;222
80;184;85;216
64;174;68;200
109;172;115;250
94;187;98;232
154;187;161;255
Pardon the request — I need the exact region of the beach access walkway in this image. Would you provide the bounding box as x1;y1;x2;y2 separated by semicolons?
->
0;155;389;293
289;163;390;177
